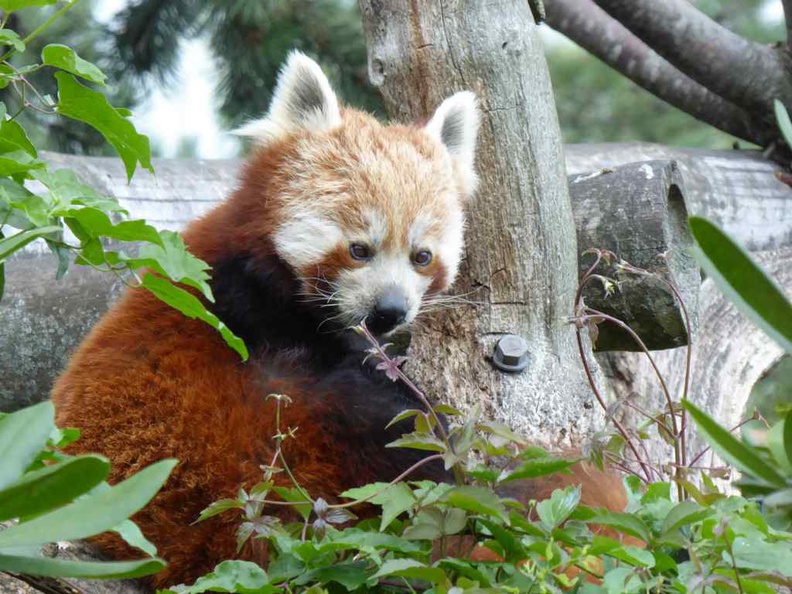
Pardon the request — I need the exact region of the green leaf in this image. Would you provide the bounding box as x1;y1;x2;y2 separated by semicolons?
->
443;486;509;523
689;216;792;353
660;500;714;537
0;30;24;51
0;554;165;579
0;401;55;491
0;150;44;176
386;431;446;452
730;537;792;577
371;558;447;585
0;455;109;522
113;519;158;556
0;226;61;262
167;560;276;593
271;486;311;522
0;0;56;12
65;207;162;245
500;457;575;484
385;409;421;429
588;512;651;543
536;486;581;530
34;169;126;214
141;274;248;360
129;230;213;301
42;44;106;85
775;99;792;148
0;117;36;157
55;73;152;181
477;518;527;561
0;459;176;548
341;482;415;530
683;399;786;487
294;561;371;590
767;410;792;473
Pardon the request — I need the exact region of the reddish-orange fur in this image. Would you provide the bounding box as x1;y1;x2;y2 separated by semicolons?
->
52;98;628;590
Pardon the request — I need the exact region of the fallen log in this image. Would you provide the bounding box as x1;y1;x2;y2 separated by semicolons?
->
1;146;789;412
569;160;699;351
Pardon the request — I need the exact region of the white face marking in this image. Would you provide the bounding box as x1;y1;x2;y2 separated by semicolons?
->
335;254;431;329
273;210;342;270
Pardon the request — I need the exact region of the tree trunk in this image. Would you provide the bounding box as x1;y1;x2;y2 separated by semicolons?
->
357;0;597;443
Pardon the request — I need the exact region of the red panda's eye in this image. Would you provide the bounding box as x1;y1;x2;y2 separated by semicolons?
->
413;250;432;266
350;243;372;261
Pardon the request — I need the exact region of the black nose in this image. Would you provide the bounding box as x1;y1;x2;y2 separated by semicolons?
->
369;288;408;334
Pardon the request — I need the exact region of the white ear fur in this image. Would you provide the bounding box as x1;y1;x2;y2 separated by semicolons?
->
424;91;480;195
233;51;342;145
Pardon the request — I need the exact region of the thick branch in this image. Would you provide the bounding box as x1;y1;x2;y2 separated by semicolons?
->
544;0;772;146
784;1;792;48
593;0;792;116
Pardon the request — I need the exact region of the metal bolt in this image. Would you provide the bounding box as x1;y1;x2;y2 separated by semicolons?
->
492;334;529;372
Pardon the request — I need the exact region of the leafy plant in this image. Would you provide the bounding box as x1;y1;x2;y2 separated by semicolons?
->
160;312;791;593
0;400;175;580
0;0;246;359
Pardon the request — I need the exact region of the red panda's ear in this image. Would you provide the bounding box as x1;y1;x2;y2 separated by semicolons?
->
233;51;342;146
424;91;480;197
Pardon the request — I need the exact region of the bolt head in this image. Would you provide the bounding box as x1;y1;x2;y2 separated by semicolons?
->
493;334;529;372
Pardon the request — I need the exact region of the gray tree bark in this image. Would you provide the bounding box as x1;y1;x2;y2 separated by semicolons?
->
570;160;699;351
598;248;791;463
544;0;771;146
357;0;596;443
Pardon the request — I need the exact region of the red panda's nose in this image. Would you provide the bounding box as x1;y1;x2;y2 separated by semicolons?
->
370;288;408;334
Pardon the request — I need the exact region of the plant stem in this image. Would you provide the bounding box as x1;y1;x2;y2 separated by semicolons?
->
0;0;83;63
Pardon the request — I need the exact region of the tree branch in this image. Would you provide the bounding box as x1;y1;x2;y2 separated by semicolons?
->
544;0;772;146
592;0;792;116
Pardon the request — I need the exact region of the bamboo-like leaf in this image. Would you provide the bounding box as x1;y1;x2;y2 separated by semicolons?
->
689;216;792;353
683;399;786;487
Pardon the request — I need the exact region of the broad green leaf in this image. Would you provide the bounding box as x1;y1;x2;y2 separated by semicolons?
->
660;500;714;537
294;561;371;590
386;431;446;452
65;207;162;245
271;486;311;522
42;44;106;85
0;459;176;548
371;558;447;585
587;512;651;543
55;73;152;181
113;519;158;556
478;518;527;561
536;486;581;530
340;482;415;530
129;230;213;301
0;118;36;157
689;216;792;353
141;274;248;360
166;560;276;593
0;226;62;262
0;150;44;176
729;537;792;576
500;457;575;483
442;485;509;524
34;169;126;214
767;410;792;473
0;455;109;522
195;498;244;523
0;401;55;490
683;399;786;487
0;30;24;51
0;554;165;579
775;99;792;148
607;545;656;568
385;409;421;429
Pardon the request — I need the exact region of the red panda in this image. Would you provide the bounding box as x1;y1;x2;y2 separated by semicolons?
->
51;52;626;588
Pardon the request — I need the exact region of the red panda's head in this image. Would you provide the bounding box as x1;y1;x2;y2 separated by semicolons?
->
233;52;480;336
